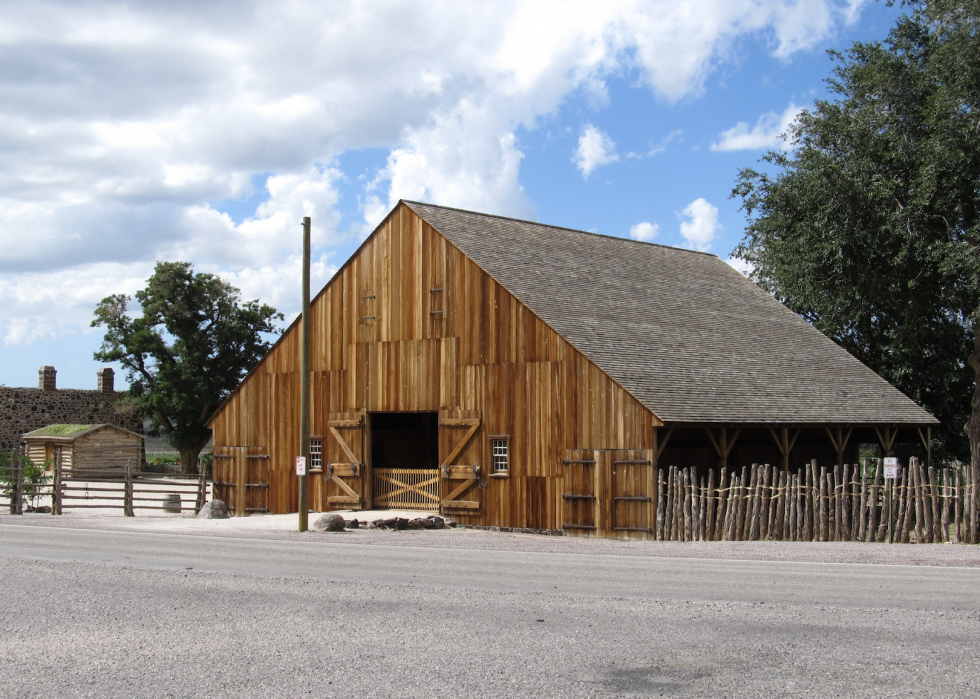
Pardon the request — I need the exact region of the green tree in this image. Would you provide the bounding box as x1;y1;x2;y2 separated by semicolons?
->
92;261;283;473
733;0;980;466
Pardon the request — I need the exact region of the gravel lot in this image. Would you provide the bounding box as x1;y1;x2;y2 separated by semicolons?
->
3;511;979;568
1;514;978;698
1;553;978;698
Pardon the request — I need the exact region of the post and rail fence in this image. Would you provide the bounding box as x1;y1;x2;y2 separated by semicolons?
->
2;446;209;516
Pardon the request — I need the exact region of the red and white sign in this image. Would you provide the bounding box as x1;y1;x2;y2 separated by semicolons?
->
295;456;307;476
883;457;899;479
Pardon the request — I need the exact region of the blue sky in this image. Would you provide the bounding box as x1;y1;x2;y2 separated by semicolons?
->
0;0;903;390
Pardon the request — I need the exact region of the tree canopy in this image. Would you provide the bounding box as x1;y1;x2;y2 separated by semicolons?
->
92;261;283;472
733;0;980;464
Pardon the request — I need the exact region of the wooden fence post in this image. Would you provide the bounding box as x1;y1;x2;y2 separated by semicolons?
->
195;456;207;514
124;461;134;517
52;450;62;515
11;448;23;515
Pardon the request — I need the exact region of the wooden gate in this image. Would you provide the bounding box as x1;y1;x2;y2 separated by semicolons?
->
244;453;270;514
610;450;655;538
212;446;268;516
325;410;366;510
562;449;597;534
439;410;482;513
562;449;655;537
373;469;439;510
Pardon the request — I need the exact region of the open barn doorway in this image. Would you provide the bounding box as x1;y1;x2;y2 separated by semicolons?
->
370;412;439;510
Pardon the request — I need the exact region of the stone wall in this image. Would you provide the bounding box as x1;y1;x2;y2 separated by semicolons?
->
0;367;141;450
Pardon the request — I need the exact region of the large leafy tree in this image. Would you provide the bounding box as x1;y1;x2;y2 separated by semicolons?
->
733;0;980;465
93;262;283;473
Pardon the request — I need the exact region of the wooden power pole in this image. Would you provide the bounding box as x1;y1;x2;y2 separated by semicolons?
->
299;216;311;532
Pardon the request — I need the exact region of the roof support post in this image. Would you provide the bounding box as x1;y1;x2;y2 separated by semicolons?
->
917;426;932;471
768;427;799;473
825;426;853;468
705;427;740;471
874;426;898;457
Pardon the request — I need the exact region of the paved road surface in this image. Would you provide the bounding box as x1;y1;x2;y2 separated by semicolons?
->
1;524;978;697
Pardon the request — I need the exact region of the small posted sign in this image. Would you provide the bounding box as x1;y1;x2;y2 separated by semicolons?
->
883;456;899;480
295;456;307;476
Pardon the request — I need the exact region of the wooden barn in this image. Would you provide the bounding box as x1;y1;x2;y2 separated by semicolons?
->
206;201;937;536
23;424;143;471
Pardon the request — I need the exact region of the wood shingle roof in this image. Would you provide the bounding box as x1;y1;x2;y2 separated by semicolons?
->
405;200;937;426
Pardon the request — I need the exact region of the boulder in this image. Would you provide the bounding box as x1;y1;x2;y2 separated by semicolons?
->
417;517;434;529
196;500;229;519
312;513;346;532
426;515;445;529
407;519;423;529
394;517;409;530
345;519;360;529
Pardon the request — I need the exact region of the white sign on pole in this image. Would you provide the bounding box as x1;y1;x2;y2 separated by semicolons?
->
295;456;307;476
883;456;899;479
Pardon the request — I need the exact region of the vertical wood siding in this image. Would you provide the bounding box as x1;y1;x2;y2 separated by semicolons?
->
209;204;660;535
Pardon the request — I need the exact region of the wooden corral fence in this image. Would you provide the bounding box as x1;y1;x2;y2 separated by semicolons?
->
653;458;979;544
2;448;209;516
373;468;440;510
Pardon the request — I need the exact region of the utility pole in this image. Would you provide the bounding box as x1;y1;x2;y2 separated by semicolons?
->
299;216;311;532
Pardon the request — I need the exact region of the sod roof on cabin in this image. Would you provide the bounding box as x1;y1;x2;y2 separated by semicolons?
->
24;424;96;438
405;201;937;426
22;424;144;441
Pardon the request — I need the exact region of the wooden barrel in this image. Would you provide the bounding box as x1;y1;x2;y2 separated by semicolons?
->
163;493;181;513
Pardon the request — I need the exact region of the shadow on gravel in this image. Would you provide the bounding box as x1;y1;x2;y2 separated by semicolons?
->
594;665;698;695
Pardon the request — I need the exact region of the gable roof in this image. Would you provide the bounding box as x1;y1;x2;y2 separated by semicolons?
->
404;201;936;426
23;423;143;442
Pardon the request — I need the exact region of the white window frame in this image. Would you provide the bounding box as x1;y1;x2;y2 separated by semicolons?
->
310;437;323;471
490;436;509;475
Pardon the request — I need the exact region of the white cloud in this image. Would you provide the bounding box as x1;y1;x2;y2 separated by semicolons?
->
679;198;720;252
574;124;619;178
629;221;660;242
712;103;803;151
0;0;866;346
725;256;754;276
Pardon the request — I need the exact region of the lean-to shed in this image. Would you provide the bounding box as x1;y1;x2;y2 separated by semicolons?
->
206;201;937;536
23;424;143;471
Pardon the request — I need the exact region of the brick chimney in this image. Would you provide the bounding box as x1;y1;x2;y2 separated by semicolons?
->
39;365;57;392
98;367;115;393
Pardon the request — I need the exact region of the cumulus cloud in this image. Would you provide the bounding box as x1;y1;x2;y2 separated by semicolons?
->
574;124;619;178
679;198;720;252
725;256;754;276
629;221;660;242
712;103;804;151
0;0;865;346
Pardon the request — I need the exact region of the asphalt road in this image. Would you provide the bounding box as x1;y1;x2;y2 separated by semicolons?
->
1;524;978;697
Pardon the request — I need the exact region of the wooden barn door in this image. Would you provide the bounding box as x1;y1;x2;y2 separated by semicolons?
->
438;410;482;514
244;450;270;515
325;410;366;510
608;449;655;538
212;448;240;515
562;450;597;535
212;446;267;516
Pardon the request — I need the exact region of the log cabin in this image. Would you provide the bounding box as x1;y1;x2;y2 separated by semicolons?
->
206;201;937;537
23;423;143;471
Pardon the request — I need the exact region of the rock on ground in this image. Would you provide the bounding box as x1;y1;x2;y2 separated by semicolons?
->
196;500;229;519
312;513;346;532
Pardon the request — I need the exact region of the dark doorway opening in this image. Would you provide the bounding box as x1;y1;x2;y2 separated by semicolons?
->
371;412;438;470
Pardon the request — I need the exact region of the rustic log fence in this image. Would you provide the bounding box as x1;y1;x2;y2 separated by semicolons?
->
655;457;979;544
2;448;209;516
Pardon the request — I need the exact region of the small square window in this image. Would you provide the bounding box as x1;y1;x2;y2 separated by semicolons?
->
491;439;508;474
310;439;322;470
